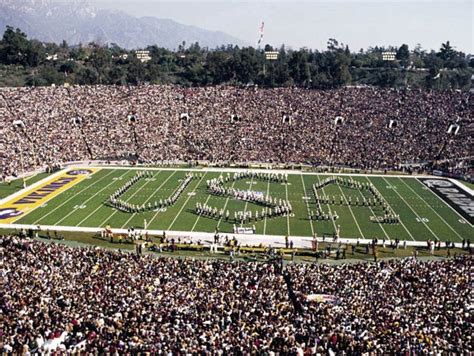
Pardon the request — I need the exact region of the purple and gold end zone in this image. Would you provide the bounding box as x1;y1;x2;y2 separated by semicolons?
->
0;168;99;224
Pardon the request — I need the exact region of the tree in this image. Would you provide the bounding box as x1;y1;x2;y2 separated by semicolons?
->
59;61;77;76
396;44;410;67
327;38;340;52
0;26;30;65
288;50;310;86
182;62;207;85
232;48;260;84
127;58;146;85
76;67;99;85
108;65;127;85
26;39;46;66
146;63;163;84
0;25;471;90
438;41;455;61
90;46;111;84
27;65;64;86
205;51;233;84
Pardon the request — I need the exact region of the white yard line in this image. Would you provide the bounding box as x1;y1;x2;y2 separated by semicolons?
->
284;180;291;236
33;169;114;225
77;170;137;227
416;178;473;228
353;180;390;240
399;178;463;241
300;174;314;236
381;176;440;241
240;176;254;228
216;179;237;229
191;194;212;232
119;171;177;229
316;175;338;232
55;170;130;226
365;176;416;241
335;180;366;239
146;172;182;229
262;180;271;235
97;172;158;228
166;173;208;231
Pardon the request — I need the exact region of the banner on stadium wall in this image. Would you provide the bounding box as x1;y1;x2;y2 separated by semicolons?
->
233;226;255;234
306;294;339;304
0;168;99;224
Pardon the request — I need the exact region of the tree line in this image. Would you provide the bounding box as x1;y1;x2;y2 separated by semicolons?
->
0;26;472;90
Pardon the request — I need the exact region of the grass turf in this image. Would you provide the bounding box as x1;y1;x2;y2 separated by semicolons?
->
11;168;473;242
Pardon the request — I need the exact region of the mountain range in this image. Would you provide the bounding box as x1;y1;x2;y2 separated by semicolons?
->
0;0;247;49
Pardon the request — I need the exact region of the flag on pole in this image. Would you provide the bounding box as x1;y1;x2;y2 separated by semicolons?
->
257;21;265;46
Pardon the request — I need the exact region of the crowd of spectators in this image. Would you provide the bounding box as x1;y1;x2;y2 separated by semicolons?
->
1;235;471;353
0;85;471;179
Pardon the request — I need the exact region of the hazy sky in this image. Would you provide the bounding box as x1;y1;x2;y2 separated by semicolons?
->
91;0;473;53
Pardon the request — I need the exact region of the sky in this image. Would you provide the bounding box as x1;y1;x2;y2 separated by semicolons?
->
91;0;473;53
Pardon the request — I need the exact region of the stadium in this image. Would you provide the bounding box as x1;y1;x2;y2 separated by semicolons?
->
0;0;473;354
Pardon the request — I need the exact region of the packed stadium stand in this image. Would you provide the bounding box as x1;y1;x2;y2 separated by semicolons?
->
1;236;471;354
0;86;471;178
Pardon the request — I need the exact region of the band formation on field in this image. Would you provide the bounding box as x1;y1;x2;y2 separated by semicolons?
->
0;166;472;242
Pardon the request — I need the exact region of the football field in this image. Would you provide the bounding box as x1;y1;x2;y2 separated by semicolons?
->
1;167;472;242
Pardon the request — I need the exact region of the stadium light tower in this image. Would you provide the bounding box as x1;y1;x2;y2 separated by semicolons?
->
12;120;27;188
382;51;396;61
67;87;94;159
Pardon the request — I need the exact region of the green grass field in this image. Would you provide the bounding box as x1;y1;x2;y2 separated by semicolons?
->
10;168;473;242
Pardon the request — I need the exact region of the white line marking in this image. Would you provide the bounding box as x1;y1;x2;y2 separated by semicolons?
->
240;176;254;227
285;179;291;236
381;176;440;241
365;176;415;241
352;177;390;240
191;194;211;232
97;172;158;228
316;175;338;232
167;173;208;231
119;171;179;229
334;178;365;239
300;174;314;236
56;170;130;226
79;171;142;228
216;179;237;229
400;178;463;241
82;163;442;179
146;172;185;228
262;180;271;235
32;169;113;225
2;222;464;248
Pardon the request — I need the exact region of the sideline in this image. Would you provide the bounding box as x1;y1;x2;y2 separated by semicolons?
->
0;223;464;248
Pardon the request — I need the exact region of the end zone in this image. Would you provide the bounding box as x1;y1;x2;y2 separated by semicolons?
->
419;178;473;226
0;168;99;224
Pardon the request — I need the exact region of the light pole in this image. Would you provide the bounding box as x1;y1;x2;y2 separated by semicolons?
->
13;120;27;188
